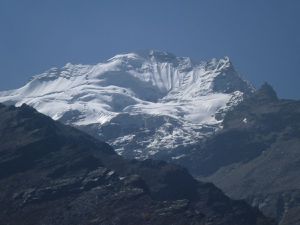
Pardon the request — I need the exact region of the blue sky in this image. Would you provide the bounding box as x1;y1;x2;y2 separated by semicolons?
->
0;0;299;98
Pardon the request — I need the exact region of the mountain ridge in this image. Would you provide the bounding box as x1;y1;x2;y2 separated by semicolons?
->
0;102;275;225
173;84;300;225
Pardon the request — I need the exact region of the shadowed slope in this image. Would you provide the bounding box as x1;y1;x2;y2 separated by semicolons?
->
0;103;274;225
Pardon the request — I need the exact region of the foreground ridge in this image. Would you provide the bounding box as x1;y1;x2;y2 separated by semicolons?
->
0;103;275;225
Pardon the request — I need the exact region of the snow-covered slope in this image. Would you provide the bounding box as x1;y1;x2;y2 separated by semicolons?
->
0;50;254;159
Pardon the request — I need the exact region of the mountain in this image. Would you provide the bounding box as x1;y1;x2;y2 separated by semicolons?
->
175;84;300;225
0;103;275;225
0;50;254;160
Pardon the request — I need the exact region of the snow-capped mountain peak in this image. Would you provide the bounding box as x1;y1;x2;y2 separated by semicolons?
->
0;50;254;159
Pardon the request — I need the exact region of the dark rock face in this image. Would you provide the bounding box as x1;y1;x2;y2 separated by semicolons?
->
0;103;274;225
253;82;278;102
176;84;300;225
212;61;254;95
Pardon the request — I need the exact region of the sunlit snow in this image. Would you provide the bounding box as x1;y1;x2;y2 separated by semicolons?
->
0;50;254;159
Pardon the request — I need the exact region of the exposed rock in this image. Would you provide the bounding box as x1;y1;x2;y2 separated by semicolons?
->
176;84;300;225
0;103;275;225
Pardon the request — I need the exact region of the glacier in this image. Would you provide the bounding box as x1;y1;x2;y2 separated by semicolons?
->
0;50;254;159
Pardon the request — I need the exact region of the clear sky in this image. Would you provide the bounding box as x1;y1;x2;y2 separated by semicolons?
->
0;0;299;98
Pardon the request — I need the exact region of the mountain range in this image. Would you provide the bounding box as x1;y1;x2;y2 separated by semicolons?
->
1;50;299;225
